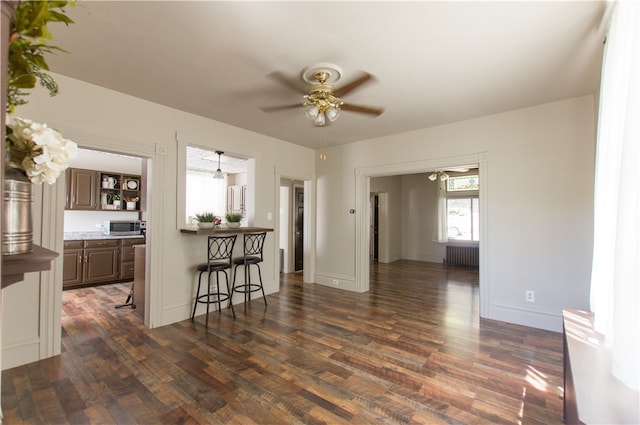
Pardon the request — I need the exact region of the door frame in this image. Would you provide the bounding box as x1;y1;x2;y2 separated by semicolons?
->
275;172;315;284
354;152;489;317
40;131;164;360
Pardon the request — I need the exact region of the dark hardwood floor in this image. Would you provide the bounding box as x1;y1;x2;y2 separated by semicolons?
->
2;260;564;424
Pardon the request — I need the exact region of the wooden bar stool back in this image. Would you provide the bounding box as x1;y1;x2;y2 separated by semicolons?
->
231;232;267;309
191;235;237;325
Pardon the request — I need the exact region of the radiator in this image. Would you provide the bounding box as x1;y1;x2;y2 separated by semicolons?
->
446;246;479;268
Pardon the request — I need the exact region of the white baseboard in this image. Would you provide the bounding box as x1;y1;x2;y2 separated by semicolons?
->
162;279;277;327
2;336;40;370
314;272;357;291
487;303;562;333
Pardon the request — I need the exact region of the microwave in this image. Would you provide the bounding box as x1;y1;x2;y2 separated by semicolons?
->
103;220;141;236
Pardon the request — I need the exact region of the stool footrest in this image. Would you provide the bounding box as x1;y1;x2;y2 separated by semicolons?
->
195;293;231;304
232;284;263;294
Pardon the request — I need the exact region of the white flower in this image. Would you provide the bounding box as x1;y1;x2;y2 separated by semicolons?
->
6;115;78;185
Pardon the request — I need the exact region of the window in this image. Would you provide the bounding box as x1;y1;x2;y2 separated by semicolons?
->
447;197;479;241
184;146;248;225
446;174;479;241
447;175;479;192
185;146;227;224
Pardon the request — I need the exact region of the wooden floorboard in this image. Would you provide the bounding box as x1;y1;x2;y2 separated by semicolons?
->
2;260;564;424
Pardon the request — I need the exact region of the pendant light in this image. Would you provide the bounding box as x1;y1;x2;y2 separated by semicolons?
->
213;150;224;179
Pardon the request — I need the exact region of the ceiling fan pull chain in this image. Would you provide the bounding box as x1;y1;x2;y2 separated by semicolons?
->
319;126;327;160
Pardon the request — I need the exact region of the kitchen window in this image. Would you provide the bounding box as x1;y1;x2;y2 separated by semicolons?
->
184;146;248;225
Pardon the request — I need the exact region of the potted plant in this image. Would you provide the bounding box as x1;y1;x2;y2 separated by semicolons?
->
195;212;220;229
112;194;121;209
124;196;139;210
225;212;243;228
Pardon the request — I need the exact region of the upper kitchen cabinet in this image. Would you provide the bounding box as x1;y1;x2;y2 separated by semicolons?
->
66;168;98;210
227;184;246;215
65;168;142;211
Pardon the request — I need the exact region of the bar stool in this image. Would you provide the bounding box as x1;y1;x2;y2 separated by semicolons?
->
231;232;267;309
192;235;237;326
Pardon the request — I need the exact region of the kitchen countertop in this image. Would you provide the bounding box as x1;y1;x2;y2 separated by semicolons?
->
64;232;145;241
180;226;273;235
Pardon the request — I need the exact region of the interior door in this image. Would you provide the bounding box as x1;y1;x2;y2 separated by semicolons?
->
370;194;379;261
294;187;304;271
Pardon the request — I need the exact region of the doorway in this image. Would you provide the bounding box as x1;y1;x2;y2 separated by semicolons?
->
278;177;314;281
29;131;165;368
61;148;150;321
370;193;379;261
294;187;304;271
354;152;488;316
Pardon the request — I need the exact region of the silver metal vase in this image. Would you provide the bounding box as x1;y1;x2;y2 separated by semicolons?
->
2;162;33;255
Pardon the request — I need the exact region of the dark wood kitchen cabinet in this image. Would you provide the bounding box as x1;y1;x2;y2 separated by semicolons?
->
82;240;119;284
62;241;83;286
66;168;98;210
119;238;145;280
64;168;141;211
63;238;145;289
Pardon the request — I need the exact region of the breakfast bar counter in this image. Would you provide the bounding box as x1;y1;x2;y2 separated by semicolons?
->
180;226;274;235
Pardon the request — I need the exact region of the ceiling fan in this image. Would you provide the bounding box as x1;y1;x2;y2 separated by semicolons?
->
428;167;472;181
260;63;384;126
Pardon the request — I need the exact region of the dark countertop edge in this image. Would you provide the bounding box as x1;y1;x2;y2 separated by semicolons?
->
180;227;274;235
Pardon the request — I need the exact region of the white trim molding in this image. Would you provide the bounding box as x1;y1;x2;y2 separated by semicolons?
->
355;152;490;317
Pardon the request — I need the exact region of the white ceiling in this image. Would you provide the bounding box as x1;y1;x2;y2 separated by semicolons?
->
46;1;607;150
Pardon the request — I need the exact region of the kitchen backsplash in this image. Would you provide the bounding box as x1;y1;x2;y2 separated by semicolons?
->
64;210;139;233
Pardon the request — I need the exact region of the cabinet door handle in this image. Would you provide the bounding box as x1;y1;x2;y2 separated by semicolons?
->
78;253;82;264
84;255;88;263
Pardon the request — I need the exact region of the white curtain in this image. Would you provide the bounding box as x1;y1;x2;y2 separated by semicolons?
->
590;0;640;391
185;169;227;224
433;179;448;243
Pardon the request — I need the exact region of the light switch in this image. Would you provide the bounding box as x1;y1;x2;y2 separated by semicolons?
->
267;212;273;221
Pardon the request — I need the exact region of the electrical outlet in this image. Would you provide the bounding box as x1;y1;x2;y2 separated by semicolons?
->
525;290;535;303
332;279;339;286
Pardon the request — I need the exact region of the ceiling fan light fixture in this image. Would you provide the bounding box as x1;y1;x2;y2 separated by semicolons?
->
313;112;326;126
306;105;319;119
428;171;450;182
326;107;339;122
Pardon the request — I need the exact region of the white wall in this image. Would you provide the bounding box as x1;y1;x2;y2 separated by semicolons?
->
70;148;143;175
370;176;403;262
400;174;446;264
2;74;315;369
64;210;140;233
316;96;595;332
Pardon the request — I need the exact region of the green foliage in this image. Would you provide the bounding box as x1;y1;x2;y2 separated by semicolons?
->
225;213;243;223
195;212;217;223
7;0;75;113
